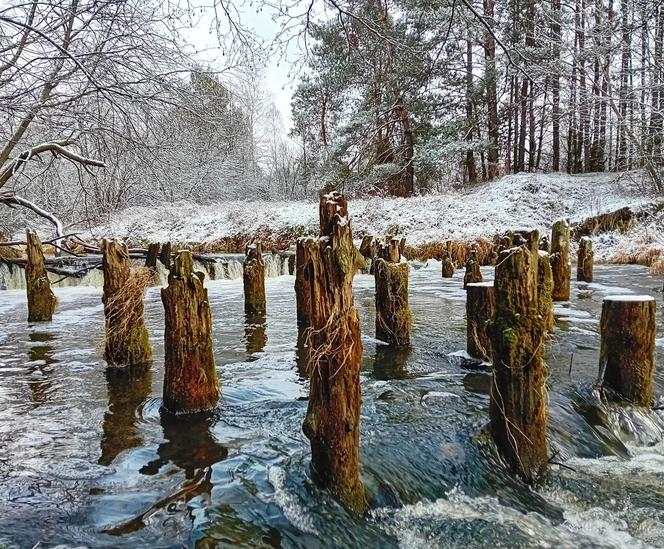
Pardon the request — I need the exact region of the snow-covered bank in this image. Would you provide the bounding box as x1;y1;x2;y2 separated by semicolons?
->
93;171;663;263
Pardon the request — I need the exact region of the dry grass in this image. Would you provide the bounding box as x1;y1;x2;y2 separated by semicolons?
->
607;247;664;272
404;238;496;265
572;206;635;239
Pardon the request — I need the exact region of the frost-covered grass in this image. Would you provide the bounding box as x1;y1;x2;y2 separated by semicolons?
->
90;171;663;263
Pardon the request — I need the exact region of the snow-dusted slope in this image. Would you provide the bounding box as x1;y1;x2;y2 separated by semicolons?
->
92;171;661;259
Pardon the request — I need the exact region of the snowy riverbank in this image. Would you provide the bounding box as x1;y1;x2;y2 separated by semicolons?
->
91;171;663;264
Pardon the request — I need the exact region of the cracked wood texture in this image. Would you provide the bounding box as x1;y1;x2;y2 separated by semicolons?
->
25;229;56;322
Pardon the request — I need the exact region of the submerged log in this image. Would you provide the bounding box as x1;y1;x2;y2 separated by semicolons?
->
577;236;594;282
466;282;494;362
463;248;483;289
441;252;455;278
25;230;57;322
600;296;656;407
301;191;368;514
550;218;571;301
537;251;554;334
161;251;218;415
490;229;548;483
243;242;266;315
101;239;152;368
295;238;315;327
374;258;412;347
159;242;172;268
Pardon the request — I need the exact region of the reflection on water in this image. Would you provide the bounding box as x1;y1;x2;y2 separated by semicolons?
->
244;311;267;360
0;265;662;547
99;365;152;466
27;331;58;406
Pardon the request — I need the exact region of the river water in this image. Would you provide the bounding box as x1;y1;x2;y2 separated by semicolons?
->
0;263;662;548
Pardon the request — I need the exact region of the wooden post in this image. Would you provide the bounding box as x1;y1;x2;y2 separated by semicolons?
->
577;236;594;282
243;242;266;315
145;243;160;268
25;230;56;322
374;258;412;347
538;251;554;333
600;296;656;407
101;239;152;368
378;238;401;262
301;191;368;514
550;218;571;301
441;251;456;278
539;235;550;253
159;241;172;268
490;229;548;482
294;238;315;327
466;282;494;362
463;248;483;289
161;251;219;415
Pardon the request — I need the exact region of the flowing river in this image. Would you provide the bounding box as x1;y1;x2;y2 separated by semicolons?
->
0;262;662;548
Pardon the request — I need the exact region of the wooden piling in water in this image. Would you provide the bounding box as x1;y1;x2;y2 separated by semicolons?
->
378;238;401;263
600;296;656;407
441;251;455;278
25;230;57;322
145;243;160;269
159;242;172;268
294;238;315;327
243;242;266;315
161;251;218;415
463;248;483;289
537;251;554;333
550;218;571;301
301;191;368;514
101;239;152;368
374;257;411;348
490;229;548;483
466;282;494;362
577;236;594;282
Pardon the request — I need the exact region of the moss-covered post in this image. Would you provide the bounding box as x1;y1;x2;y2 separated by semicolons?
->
301;191;368;514
441;251;456;278
25;230;57;322
295;238;315;327
374;257;412;347
243;242;266;315
550;218;571;301
161;251;219;415
577;236;594;282
466;282;494;361
490;229;548;483
600;296;656;407
159;241;172;268
101;239;152;368
463;248;483;289
537;251;554;334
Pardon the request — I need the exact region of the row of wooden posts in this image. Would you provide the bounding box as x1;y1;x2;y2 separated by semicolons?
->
20;194;657;515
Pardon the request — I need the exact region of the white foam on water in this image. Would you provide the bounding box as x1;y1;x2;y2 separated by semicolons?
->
266;466;318;535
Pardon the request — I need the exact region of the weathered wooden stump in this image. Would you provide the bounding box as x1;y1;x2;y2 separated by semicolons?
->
374;258;412;347
539;235;550;253
25;230;57;322
359;235;378;260
600;296;656;407
398;237;407;256
161;251;219;415
145;243;160;268
537;251;554;334
378;238;401;263
466;282;494;362
550;219;571;301
577;236;594;282
490;229;548;483
441;252;456;278
463;248;483;289
243;242;266;315
295;238;315;327
159;241;172;268
101;239;152;368
301;191;368;514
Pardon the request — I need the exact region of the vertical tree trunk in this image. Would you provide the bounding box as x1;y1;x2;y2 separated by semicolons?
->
466;36;478;184
301;192;368;514
466;281;494;361
490;230;548;483
577;236;594;282
550;219;571;301
25;230;56;322
375;258;411;348
484;0;500;179
101;239;152;368
600;296;656;407
161;251;218;415
552;0;561;170
243;242;266;315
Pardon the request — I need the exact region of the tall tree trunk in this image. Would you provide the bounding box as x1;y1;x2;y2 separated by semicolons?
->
552;0;561;170
466;37;478;184
484;0;500;179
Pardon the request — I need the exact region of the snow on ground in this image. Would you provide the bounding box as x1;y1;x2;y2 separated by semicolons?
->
91;171;662;260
